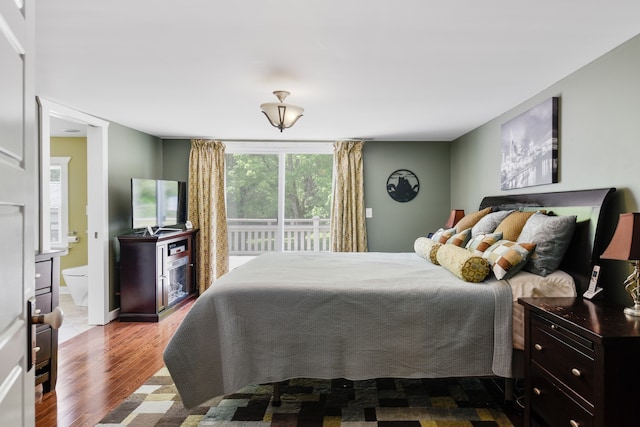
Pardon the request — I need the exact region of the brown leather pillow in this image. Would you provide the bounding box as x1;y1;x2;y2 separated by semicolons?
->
494;211;537;241
454;207;492;232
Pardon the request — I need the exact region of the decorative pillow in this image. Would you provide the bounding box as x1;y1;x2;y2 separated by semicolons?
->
446;228;472;247
436;244;490;283
482;240;536;280
466;232;503;256
471;210;514;237
494;211;537;241
414;236;442;264
517;212;577;277
431;227;457;244
454;207;492;232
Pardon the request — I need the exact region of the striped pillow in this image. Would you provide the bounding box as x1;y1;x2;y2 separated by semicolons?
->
446;228;472;247
431;227;457;244
482;240;536;280
466;232;503;256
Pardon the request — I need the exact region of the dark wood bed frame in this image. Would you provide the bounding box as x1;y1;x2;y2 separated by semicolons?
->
273;188;618;406
479;187;616;295
479;187;616;402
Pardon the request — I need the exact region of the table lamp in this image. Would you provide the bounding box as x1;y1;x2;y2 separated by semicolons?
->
444;209;465;228
600;212;640;316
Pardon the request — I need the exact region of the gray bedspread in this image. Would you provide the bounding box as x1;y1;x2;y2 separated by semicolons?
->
163;252;513;408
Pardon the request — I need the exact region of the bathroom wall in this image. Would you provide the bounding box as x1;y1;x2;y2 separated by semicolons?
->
50;137;89;285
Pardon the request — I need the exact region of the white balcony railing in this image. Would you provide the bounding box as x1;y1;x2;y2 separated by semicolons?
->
227;217;331;255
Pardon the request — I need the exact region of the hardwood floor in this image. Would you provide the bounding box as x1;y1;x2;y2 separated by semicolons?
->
35;300;194;427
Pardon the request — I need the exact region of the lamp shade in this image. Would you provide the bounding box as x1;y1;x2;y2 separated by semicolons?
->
260;90;304;132
601;213;640;261
444;209;465;229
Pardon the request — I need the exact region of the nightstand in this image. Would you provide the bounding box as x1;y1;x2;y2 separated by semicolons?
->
518;297;640;427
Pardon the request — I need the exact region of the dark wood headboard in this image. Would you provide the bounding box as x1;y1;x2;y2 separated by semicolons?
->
479;188;616;293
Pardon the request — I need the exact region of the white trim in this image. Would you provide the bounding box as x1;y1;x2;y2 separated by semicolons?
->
37;97;111;325
0;7;24;55
225;141;333;154
277;152;285;251
49;156;71;249
225;144;334;253
86;124;110;326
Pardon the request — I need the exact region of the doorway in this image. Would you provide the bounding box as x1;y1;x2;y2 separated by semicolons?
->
37;97;115;325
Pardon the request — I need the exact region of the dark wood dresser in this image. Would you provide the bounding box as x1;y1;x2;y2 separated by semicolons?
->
34;250;65;392
118;228;198;321
519;297;640;427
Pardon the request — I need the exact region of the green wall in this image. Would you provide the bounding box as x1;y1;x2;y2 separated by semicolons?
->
107;33;640;308
363;141;451;252
161;139;190;181
450;33;640;306
159;139;452;253
108;122;163;310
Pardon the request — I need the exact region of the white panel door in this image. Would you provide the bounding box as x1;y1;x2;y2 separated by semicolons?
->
0;0;36;425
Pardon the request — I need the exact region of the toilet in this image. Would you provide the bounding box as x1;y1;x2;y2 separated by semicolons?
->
62;265;89;306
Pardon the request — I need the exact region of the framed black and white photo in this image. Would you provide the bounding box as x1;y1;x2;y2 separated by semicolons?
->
500;97;558;190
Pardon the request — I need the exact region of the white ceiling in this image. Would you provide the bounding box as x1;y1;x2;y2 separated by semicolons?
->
36;0;640;142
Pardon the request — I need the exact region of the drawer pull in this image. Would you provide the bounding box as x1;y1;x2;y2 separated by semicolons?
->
534;343;543;351
34;346;41;353
533;387;542;396
35;273;41;279
571;368;582;377
569;420;580;427
35;309;41;315
551;324;558;330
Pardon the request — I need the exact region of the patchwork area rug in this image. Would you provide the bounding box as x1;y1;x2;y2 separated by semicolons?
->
96;367;514;426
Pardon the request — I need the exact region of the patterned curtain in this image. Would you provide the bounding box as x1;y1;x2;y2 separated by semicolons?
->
330;140;368;252
188;139;229;294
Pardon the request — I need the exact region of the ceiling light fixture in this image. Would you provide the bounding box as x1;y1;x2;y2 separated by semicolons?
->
260;90;304;132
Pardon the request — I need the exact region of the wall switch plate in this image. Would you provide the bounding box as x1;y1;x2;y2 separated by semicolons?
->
365;208;373;218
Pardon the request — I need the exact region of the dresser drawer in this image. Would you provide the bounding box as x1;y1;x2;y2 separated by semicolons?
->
35;292;52;315
530;366;594;427
35;327;52;366
35;259;52;290
530;314;595;403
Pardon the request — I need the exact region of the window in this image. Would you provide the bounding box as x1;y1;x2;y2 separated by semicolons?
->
49;157;70;248
225;142;333;260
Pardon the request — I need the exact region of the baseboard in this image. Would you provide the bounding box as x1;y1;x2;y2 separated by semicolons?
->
106;308;120;323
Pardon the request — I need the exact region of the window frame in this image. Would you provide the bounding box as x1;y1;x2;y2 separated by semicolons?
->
49;156;71;249
225;141;333;252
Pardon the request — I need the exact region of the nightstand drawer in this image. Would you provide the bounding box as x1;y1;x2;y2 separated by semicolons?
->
530;314;595;402
35;292;52;315
530;367;594;427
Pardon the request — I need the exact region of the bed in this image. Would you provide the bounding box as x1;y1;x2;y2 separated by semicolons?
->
163;187;615;409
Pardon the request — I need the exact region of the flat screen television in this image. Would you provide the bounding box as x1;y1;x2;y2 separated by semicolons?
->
131;178;187;230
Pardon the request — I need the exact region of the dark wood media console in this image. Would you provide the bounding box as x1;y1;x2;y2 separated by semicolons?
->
118;228;198;321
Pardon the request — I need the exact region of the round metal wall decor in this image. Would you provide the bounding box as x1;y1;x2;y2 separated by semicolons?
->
386;169;419;202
